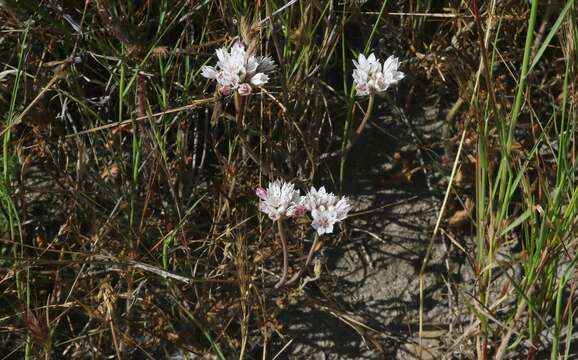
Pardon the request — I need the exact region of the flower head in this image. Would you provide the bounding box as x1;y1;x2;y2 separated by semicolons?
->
352;53;404;96
256;180;301;221
202;42;276;96
301;187;352;235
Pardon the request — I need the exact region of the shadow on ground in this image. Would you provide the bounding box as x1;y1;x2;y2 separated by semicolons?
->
271;101;460;359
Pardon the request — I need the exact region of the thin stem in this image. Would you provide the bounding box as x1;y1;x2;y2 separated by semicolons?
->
234;92;246;130
274;219;289;288
320;94;375;160
506;0;539;153
285;234;320;286
353;94;375;137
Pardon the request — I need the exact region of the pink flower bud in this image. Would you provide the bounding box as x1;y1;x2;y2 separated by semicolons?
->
255;187;268;200
287;204;307;218
237;83;252;96
220;86;232;96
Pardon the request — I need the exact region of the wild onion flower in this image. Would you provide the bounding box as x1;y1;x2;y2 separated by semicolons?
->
202;42;276;96
256;182;351;287
300;187;352;235
352;53;405;96
256;180;303;221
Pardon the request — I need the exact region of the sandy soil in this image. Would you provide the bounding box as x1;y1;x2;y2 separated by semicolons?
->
271;99;470;359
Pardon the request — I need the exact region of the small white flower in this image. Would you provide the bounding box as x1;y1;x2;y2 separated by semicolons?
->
381;55;405;85
301;187;352;235
311;207;337;235
202;42;276;95
256;180;301;221
352;53;404;96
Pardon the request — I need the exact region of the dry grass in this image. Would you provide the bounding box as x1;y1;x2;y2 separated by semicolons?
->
0;0;576;358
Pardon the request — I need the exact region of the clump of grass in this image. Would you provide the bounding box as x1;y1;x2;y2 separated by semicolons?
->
456;0;578;358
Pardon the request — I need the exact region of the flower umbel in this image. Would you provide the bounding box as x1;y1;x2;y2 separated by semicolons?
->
301;187;352;235
256;180;301;221
352;53;404;96
202;42;276;96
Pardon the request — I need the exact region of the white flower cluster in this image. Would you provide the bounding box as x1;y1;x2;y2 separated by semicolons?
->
300;186;352;235
201;42;276;96
352;53;405;96
256;181;352;235
256;180;303;221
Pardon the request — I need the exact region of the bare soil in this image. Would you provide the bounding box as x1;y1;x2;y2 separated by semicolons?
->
275;100;469;359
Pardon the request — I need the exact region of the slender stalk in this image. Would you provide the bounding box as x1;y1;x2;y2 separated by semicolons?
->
506;0;539;153
285;234;320;286
234;92;246;130
472;0;501;129
4;27;30;360
353;94;375;139
340;93;376;154
320;94;375;160
274;219;289;288
339;0;387;187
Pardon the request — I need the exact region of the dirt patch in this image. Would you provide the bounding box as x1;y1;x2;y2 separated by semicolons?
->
272;102;467;358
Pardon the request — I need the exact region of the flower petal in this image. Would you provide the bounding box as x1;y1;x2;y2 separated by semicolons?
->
246;56;259;74
201;66;218;79
215;48;227;63
250;73;269;86
256;56;276;73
